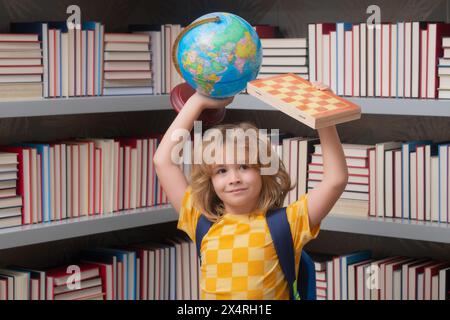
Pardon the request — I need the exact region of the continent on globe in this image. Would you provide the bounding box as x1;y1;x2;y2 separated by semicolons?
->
173;12;262;98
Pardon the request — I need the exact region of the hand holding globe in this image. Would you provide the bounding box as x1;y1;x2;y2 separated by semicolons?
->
170;12;262;125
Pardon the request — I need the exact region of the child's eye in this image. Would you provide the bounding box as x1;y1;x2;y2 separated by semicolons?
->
239;164;248;170
216;168;226;174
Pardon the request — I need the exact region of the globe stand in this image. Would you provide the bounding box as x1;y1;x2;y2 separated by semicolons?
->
170;82;226;126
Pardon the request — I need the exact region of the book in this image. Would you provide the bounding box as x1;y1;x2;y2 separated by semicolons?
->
247;73;361;129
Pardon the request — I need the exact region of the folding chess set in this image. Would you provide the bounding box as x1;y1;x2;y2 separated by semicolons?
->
247;74;361;129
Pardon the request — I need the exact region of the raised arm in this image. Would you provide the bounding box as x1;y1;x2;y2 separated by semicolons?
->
307;125;348;230
153;93;233;214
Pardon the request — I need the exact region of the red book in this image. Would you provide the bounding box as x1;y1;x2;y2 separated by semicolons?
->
253;25;278;38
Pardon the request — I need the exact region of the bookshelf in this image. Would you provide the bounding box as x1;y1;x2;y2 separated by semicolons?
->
0;0;449;301
1;205;449;251
0;205;177;250
1;94;450;118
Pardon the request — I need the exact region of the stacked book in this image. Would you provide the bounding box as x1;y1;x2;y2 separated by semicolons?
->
308;144;373;217
0;152;22;229
46;263;104;300
438;37;450;98
310;253;333;300
103;33;153;96
259;38;309;80
130;24;183;94
311;251;450;300
0;33;43;100
308;22;450;98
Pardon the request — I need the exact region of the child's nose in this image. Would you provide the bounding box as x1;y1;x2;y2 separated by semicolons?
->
228;168;241;184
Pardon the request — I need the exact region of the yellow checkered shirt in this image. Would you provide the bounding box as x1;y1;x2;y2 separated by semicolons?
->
177;186;321;300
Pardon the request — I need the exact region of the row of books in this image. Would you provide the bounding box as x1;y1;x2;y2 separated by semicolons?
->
278;135;450;223
0;237;199;300
311;251;450;300
0;136;171;229
308;22;450;99
258;38;309;80
0;33;44;100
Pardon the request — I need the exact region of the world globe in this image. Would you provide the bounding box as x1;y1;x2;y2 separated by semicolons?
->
173;12;262;98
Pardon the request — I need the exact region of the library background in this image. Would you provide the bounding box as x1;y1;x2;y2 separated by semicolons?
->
0;0;449;301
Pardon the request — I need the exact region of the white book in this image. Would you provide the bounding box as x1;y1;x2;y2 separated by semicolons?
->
430;156;439;221
390;24;397;98
381;24;390;97
404;22;412;98
417;146;426;221
424;145;431;221
130;148;138;209
376;142;402;217
337;23;345;96
393;270;402;300
344;30;352;96
308;24;317;83
439;267;450;300
438;145;448;223
322;34;330;87
55;29;61;97
30;149;38;224
420;29;428;98
427;24;439;98
330;31;337;93
397;22;405;97
262;56;307;66
264;48;307;56
385;150;394;217
394;150;403;218
410;152;417;220
367;23;375;97
369;148;376;216
360;23;367;97
61;32;69;97
260;38;307;48
411;22;421;98
375;24;382;97
316;24;323;83
49;146;55;220
353;25;360;97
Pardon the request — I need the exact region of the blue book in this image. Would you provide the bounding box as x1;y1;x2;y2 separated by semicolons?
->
340;250;372;300
401;140;432;219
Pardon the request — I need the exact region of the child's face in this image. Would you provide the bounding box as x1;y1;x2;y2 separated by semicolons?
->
210;163;262;215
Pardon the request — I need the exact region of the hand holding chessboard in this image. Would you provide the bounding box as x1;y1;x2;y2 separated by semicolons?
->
247;74;361;129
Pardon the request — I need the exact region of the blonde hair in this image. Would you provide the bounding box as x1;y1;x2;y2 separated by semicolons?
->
190;122;294;222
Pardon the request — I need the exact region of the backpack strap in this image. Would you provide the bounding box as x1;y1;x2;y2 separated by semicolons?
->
195;215;213;264
266;207;299;300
